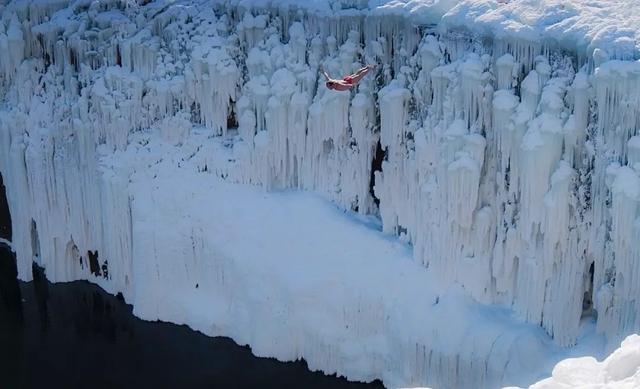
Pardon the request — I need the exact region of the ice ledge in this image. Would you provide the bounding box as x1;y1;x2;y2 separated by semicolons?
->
97;130;599;389
209;0;640;62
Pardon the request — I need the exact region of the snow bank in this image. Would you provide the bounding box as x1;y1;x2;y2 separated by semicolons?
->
213;0;640;63
438;1;640;63
529;335;640;388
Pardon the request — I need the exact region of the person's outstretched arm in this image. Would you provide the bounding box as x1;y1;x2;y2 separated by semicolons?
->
320;66;331;81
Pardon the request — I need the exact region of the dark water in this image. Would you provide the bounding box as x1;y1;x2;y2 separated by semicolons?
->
0;247;384;389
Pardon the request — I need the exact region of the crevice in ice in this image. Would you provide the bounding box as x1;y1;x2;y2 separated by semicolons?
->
30;220;40;262
88;250;101;277
0;173;11;242
115;44;122;67
369;140;385;208
227;98;238;130
582;261;595;318
66;240;81;269
69;48;79;73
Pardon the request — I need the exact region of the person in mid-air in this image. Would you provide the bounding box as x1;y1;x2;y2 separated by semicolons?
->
321;64;376;91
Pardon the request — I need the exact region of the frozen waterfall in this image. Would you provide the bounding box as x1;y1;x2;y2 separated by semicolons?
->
1;0;639;388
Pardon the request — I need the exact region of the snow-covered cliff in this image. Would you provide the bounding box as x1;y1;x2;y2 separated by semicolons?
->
1;0;639;387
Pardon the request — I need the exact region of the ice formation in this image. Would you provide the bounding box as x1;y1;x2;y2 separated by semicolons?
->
1;0;639;388
529;334;640;388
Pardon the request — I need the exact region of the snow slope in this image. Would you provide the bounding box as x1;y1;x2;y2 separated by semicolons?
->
1;0;640;388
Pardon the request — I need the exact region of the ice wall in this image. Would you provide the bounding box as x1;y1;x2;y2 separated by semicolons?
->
1;0;639;387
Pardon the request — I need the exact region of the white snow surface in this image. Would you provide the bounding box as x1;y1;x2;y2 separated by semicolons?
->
1;0;640;388
213;0;640;61
436;0;639;61
529;334;640;388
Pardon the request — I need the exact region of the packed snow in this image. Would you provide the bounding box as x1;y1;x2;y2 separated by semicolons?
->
1;0;639;388
529;335;640;388
209;0;640;62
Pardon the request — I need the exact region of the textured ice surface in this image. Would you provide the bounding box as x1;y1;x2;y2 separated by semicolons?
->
0;0;639;388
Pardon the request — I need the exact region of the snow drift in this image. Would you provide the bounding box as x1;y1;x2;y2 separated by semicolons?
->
1;0;639;387
530;334;640;388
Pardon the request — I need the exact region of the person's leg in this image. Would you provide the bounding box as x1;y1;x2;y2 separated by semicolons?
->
350;66;373;84
352;65;372;76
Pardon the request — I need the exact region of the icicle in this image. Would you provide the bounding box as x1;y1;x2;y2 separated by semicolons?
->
413;35;442;111
0;14;25;84
495;53;515;90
